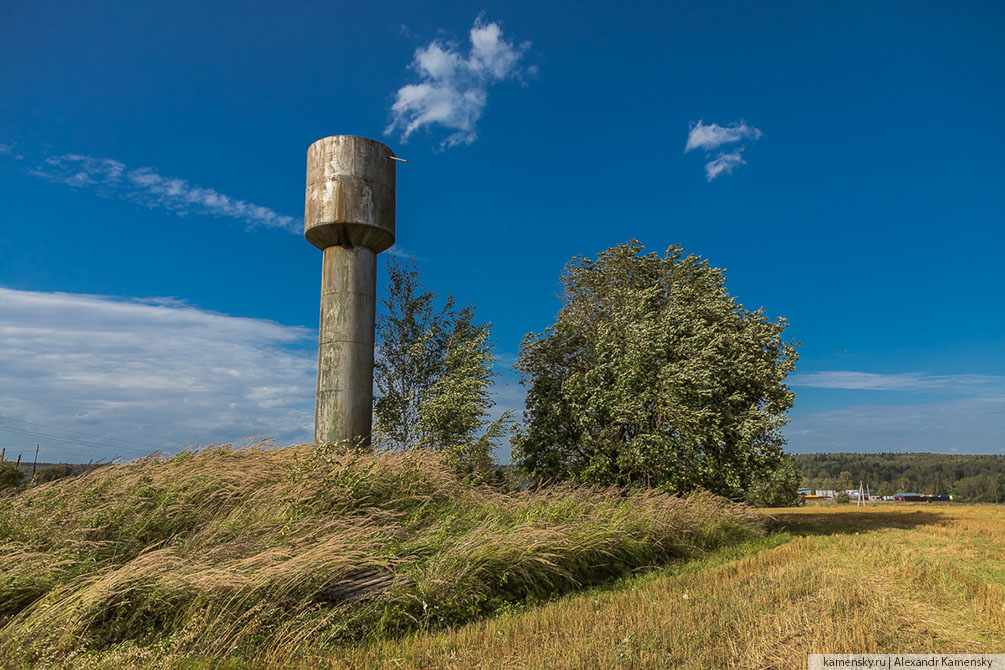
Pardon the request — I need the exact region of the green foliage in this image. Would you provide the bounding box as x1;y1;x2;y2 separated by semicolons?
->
374;259;507;472
34;464;74;484
745;457;803;507
441;411;515;483
952;474;1005;503
513;241;799;498
834;491;851;504
0;462;21;490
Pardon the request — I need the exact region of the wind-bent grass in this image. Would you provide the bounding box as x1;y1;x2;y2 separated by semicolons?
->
0;441;763;668
309;505;1004;670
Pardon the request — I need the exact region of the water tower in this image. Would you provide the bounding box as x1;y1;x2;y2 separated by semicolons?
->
304;135;398;444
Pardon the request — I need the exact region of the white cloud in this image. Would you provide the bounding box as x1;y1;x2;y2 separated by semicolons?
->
787;398;1005;454
685;119;762;181
29;154;300;232
789;370;1005;393
0;287;315;462
386;17;531;148
685;120;762;153
386;244;417;260
0;288;524;464
704;150;746;181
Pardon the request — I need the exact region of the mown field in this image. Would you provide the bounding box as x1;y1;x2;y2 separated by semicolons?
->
1;444;1002;669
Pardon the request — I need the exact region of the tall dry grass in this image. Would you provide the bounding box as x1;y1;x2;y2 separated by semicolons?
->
0;440;763;667
305;505;1004;670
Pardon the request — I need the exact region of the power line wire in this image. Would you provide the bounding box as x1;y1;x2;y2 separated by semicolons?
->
0;425;160;458
0;414;174;451
0;425;147;458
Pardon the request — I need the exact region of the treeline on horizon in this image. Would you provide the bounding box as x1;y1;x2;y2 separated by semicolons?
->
794;452;1005;503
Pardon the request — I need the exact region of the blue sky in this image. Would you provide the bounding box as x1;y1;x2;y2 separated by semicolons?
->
1;0;1003;462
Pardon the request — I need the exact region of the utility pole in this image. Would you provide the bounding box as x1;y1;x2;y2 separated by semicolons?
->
31;444;39;483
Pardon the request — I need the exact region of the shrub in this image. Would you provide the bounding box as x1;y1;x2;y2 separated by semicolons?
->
746;457;803;507
0;462;21;491
834;491;850;504
34;464;74;484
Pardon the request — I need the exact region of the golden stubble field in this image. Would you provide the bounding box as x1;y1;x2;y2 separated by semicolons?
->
318;505;1005;670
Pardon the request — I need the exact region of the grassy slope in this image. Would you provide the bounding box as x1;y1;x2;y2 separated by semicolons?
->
0;442;763;668
5;444;1003;669
313;505;1005;670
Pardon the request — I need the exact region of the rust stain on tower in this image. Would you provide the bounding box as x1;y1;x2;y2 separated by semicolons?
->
304;135;397;445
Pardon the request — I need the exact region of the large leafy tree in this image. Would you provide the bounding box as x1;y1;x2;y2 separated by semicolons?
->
513;241;799;498
374;258;507;470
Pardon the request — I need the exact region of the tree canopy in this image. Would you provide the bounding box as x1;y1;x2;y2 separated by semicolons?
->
513;241;799;499
373;258;507;473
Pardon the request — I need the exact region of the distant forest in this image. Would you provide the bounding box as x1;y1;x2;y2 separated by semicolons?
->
793;453;1005;503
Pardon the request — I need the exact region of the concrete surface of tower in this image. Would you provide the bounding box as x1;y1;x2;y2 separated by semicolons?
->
304;135;397;445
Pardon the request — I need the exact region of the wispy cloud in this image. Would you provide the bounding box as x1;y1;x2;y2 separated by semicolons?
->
0;287;316;461
28;153;300;232
787;398;1005;454
386;244;417;260
0;287;522;463
386;16;532;149
789;370;1005;393
685;119;762;181
0;142;24;160
685;120;762;153
782;369;1005;453
703;150;746;180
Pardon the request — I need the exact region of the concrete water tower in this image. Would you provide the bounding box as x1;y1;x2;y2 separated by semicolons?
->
304;135;398;445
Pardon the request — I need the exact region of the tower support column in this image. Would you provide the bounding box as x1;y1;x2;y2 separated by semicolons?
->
316;245;377;445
